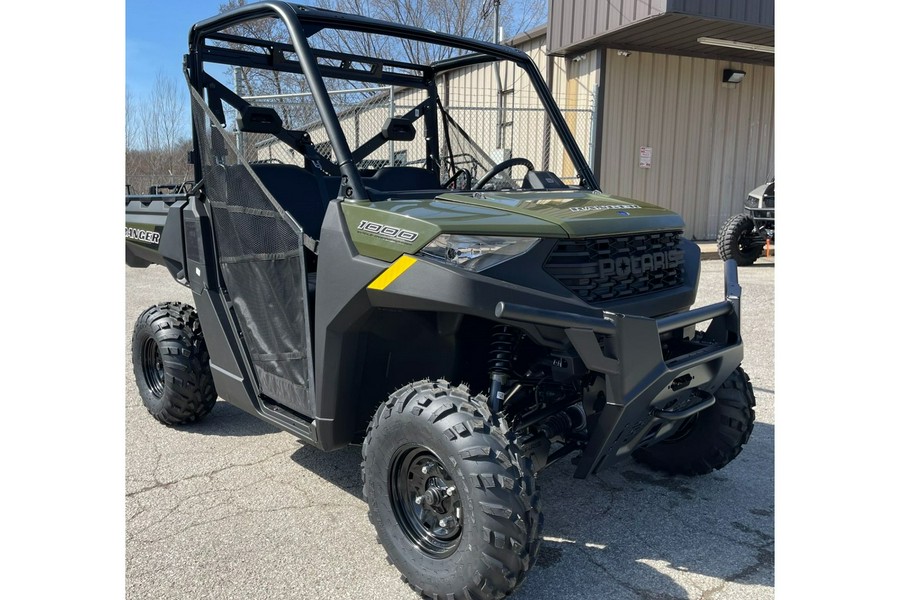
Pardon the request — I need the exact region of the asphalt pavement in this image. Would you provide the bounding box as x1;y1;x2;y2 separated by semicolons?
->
125;255;775;600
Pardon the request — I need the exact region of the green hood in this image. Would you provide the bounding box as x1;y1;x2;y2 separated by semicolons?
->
437;190;685;237
342;190;685;262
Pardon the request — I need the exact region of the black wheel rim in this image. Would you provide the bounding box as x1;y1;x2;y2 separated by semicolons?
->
389;446;463;559
141;338;165;398
737;230;755;254
735;223;761;257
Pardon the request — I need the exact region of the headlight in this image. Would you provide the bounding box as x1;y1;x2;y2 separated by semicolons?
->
417;234;539;272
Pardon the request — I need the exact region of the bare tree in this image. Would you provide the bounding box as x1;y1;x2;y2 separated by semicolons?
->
126;87;139;190
216;0;548;75
126;73;192;194
215;1;320;128
200;0;549;171
208;0;546;134
138;73;184;153
312;0;547;64
126;87;137;152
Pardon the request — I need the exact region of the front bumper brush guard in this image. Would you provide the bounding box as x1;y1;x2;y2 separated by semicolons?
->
496;260;744;478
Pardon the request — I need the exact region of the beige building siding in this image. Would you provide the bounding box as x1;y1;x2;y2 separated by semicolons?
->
430;32;596;184
599;49;774;239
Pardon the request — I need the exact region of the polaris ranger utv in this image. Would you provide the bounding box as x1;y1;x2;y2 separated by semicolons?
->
126;3;755;598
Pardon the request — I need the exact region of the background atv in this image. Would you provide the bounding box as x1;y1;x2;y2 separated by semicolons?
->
125;3;756;598
717;179;775;266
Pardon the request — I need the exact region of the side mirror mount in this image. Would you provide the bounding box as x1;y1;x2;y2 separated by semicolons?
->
381;117;416;141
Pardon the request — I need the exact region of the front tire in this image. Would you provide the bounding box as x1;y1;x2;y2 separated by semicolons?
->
633;367;756;476
717;214;764;266
131;302;217;425
362;379;542;599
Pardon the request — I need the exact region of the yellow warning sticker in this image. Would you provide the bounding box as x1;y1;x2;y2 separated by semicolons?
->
367;255;417;291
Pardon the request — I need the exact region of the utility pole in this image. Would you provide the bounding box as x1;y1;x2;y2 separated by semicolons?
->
493;0;500;44
491;0;503;149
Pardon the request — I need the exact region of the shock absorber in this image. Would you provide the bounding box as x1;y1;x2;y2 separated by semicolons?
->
488;325;516;413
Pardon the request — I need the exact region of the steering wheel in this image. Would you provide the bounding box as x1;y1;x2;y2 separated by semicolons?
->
444;168;472;191
473;157;535;190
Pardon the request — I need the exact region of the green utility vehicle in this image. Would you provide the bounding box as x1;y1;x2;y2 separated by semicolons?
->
126;3;755;598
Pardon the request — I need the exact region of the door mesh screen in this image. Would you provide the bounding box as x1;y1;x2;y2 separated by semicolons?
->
190;90;313;415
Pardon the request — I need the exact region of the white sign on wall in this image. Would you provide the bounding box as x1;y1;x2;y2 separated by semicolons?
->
639;146;652;169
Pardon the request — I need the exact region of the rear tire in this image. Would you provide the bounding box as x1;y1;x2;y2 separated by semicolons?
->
131;302;217;425
717;214;763;266
632;367;756;476
362;379;542;599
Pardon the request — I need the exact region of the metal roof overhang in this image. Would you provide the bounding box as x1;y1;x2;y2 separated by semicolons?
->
550;12;774;65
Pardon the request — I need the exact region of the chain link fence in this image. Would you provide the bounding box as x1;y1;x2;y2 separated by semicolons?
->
126;87;596;197
236;84;596;188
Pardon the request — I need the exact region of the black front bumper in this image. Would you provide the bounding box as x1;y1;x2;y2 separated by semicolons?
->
496;260;744;478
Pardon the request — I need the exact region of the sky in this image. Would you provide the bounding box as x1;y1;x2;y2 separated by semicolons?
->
126;0;229;100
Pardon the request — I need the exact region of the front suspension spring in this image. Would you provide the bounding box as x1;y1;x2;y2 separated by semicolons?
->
488;325;516;375
488;325;516;413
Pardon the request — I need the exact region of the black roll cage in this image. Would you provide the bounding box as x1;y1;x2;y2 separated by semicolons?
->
187;1;599;202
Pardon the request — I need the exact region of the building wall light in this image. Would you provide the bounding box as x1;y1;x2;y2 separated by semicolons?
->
723;69;746;84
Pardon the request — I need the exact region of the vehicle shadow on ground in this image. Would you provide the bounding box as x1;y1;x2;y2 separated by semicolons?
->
184;401;282;437
289;444;366;501
184;399;773;599
280;419;774;599
515;421;775;599
182;402;367;499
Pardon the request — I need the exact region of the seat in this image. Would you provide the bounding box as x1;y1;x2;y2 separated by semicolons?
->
249;163;331;239
249;164;321;341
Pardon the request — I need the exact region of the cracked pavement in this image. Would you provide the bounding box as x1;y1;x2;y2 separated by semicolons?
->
126;257;774;599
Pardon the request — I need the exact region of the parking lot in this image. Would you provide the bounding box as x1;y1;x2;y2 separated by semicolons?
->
126;257;774;600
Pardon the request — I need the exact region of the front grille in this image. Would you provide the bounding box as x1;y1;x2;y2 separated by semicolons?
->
544;231;685;305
